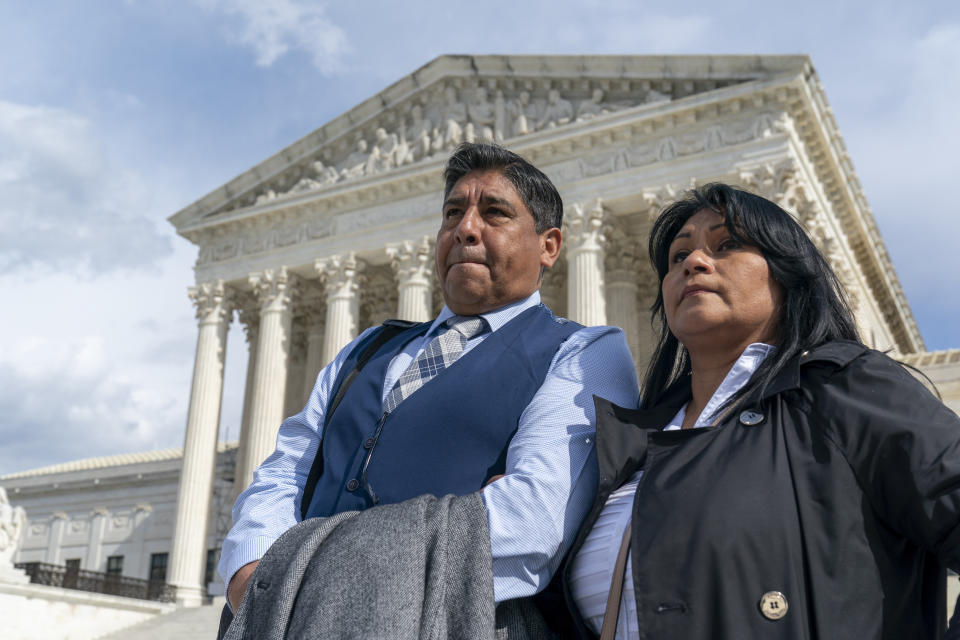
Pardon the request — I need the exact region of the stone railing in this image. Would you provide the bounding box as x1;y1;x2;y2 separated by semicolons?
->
14;562;175;603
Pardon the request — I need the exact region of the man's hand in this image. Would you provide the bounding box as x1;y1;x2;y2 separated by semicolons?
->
480;474;504;492
227;560;259;612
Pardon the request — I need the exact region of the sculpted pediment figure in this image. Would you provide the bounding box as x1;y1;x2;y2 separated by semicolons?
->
538;89;574;129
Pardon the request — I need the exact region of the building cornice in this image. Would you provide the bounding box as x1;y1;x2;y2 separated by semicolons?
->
0;442;238;483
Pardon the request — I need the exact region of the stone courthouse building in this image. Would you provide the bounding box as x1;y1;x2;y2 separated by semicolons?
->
4;55;959;610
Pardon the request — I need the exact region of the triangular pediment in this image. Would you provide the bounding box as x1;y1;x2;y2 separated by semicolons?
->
168;54;812;229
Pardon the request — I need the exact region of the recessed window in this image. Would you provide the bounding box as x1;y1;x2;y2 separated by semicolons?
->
64;558;81;572
106;555;123;576
149;553;168;582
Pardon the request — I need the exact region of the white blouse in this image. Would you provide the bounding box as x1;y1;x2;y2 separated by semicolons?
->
569;343;774;639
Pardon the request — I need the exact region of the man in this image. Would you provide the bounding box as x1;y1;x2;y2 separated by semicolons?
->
219;142;638;612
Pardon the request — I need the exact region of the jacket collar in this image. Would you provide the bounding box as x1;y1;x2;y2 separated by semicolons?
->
754;339;868;401
593;340;868;490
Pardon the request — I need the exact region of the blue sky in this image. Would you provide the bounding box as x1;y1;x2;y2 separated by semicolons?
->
0;0;957;474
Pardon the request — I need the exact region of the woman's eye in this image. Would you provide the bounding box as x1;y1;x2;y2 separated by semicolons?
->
718;239;740;251
670;250;688;264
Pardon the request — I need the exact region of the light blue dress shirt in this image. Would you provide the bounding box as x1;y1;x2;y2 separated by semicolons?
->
219;290;640;602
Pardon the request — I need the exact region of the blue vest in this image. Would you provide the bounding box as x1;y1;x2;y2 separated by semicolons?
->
303;304;582;518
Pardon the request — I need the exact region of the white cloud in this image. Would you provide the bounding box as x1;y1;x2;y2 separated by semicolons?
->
0;336;187;474
196;0;349;73
0;100;171;275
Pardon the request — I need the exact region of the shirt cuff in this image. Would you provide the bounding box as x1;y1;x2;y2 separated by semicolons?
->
219;535;279;608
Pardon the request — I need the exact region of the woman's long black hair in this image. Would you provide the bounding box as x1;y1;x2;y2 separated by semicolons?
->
641;183;860;410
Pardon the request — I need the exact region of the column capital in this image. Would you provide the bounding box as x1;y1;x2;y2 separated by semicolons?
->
737;159;799;205
316;252;365;302
249;267;299;312
565;198;608;254
50;511;68;521
641;184;685;221
604;238;643;284
188;280;232;326
386;237;434;286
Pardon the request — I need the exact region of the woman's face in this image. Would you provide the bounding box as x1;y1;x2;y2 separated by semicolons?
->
662;209;783;351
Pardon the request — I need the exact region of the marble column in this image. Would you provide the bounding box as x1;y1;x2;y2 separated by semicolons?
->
85;508;109;573
386;237;433;322
231;305;259;501
605;235;642;371
238;268;298;494
168;279;232;607
132;504;152;580
565;198;608;326
301;298;326;404
45;512;68;565
283;318;308;418
316;253;364;366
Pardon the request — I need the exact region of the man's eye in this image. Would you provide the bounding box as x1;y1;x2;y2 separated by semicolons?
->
444;208;461;218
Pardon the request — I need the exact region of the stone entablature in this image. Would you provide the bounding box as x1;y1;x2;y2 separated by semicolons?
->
900;350;960;416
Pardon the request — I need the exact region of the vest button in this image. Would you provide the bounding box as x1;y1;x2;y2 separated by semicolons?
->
346;479;359;492
363;437;376;449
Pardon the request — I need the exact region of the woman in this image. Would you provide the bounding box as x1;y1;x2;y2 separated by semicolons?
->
563;183;960;639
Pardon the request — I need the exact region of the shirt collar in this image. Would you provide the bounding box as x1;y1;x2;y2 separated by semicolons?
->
664;342;775;430
430;290;542;337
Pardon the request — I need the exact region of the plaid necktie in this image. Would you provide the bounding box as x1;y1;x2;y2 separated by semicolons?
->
383;315;486;413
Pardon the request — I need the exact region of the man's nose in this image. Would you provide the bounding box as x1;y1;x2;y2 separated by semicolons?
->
682;249;713;275
455;207;481;244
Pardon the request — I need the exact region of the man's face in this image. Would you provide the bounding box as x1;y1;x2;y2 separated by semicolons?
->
436;169;561;315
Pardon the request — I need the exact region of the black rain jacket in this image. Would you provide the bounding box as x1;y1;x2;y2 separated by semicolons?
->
562;340;960;639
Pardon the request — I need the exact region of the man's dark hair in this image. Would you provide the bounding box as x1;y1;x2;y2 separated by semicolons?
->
443;143;563;232
642;182;860;410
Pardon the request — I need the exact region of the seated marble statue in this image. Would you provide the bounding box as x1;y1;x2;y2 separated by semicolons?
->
339;139;370;179
576;89;609;120
538;89;574;129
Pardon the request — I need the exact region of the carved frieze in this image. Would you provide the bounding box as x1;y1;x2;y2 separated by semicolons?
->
220;79;699;214
195;111;790;269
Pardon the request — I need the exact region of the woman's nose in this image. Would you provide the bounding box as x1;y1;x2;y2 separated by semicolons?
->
683;249;713;275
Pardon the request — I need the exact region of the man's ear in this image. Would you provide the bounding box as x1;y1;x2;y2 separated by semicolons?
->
539;227;562;268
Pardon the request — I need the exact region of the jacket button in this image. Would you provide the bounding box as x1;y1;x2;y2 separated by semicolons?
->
739;410;764;426
363;437;376;449
346;479;360;491
759;591;788;620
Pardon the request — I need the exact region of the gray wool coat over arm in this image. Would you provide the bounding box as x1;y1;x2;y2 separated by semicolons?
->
222;492;554;640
